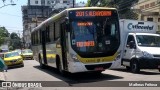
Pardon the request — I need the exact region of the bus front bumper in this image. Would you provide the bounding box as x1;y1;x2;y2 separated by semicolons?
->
68;62;112;73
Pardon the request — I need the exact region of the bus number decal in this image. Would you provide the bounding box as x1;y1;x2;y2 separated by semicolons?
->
76;11;85;17
76;41;95;47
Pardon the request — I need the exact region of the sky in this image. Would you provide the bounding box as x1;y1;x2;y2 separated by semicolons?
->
0;0;87;37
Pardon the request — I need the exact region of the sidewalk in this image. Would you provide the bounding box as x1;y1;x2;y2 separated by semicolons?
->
0;71;5;81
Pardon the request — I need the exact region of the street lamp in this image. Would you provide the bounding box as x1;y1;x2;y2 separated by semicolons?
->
0;3;16;9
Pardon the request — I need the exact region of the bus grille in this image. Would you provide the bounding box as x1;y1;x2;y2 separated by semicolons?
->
85;63;112;70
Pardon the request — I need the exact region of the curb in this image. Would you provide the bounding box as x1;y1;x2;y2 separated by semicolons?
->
0;72;5;81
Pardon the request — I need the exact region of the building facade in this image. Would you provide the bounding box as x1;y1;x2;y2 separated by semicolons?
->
133;0;160;32
22;5;52;48
22;0;79;48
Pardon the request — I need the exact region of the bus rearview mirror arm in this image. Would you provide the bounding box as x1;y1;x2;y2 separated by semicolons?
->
65;17;69;32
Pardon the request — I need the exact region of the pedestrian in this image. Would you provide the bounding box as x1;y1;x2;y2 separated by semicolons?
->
0;57;7;72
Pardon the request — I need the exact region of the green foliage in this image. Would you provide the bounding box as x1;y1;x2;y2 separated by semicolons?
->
0;26;21;50
9;32;21;50
10;32;20;39
0;27;10;45
9;46;13;50
87;0;139;19
0;27;10;37
86;0;91;7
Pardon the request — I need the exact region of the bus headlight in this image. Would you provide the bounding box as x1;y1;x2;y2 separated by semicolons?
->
114;51;121;61
70;54;80;62
142;51;153;58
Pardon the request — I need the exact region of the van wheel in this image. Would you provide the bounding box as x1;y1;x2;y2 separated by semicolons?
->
39;56;45;69
21;63;24;67
126;66;130;70
131;60;140;73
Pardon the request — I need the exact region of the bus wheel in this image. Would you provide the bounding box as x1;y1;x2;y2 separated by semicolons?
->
39;56;45;69
94;71;102;75
58;61;68;76
131;60;140;73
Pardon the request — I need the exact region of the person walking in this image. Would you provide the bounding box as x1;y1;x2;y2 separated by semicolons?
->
0;57;7;72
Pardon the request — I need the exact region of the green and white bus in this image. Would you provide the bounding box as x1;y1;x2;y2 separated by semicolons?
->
31;7;121;74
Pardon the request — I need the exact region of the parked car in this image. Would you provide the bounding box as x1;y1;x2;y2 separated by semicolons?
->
14;49;22;55
21;49;33;60
3;51;24;67
0;53;4;58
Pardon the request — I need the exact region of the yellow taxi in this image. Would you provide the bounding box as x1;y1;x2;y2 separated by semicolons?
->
21;49;33;60
3;51;24;67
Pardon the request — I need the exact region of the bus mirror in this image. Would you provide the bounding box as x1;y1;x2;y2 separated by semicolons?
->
65;17;69;32
129;41;136;49
56;44;61;48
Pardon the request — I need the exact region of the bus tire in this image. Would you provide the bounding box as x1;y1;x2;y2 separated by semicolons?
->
56;56;66;75
131;60;140;73
39;55;45;69
21;63;24;67
94;71;102;75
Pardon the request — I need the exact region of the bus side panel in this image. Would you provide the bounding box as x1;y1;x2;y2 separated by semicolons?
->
45;43;57;68
32;45;42;62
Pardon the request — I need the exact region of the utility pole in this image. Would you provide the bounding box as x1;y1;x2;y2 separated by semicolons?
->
73;0;75;8
0;3;16;9
18;31;22;49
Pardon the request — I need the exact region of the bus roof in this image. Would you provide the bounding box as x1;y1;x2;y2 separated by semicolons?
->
32;7;117;33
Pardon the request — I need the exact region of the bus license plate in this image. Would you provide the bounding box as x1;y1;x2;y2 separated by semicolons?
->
95;67;104;71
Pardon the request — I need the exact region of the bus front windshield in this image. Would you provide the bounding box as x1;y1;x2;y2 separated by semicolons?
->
70;17;120;57
136;35;160;47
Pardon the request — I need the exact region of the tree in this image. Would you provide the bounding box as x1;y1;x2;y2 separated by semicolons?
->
0;27;10;45
10;32;20;39
87;0;139;19
9;32;21;50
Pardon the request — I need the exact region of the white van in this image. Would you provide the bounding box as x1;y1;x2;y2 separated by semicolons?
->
119;19;160;73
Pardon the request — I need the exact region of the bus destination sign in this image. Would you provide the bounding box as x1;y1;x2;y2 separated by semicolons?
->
76;11;112;17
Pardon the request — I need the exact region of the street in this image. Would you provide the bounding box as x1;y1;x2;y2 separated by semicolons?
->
1;60;160;90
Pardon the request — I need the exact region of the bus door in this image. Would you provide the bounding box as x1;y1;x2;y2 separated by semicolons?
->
41;30;47;65
60;22;68;70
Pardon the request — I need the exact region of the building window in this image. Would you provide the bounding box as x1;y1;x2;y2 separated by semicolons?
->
52;1;55;4
158;18;160;22
35;1;38;4
145;4;149;8
140;5;144;9
150;2;155;7
48;1;50;4
63;1;67;3
147;18;153;21
41;0;45;5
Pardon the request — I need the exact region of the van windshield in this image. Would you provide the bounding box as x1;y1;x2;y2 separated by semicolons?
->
136;35;160;47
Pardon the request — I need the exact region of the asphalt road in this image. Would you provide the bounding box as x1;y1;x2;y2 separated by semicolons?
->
1;60;160;90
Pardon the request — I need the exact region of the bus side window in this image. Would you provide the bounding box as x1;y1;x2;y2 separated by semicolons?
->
55;22;60;40
49;23;54;42
46;26;51;42
53;22;56;41
39;29;42;44
126;35;135;48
